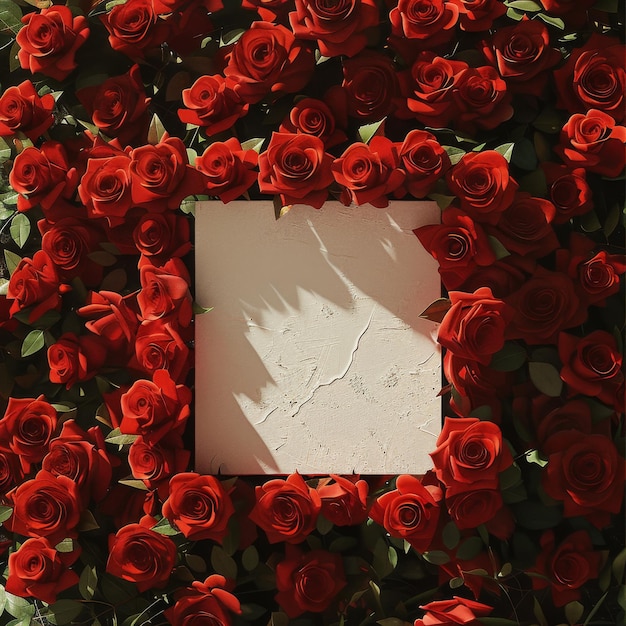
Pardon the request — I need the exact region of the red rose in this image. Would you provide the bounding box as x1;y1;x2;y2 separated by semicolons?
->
539;0;595;27
555;109;626;178
457;0;506;32
250;472;321;544
224;22;314;104
258;132;334;209
164;575;241;626
332;136;404;208
137;260;192;323
573;250;626;307
0;80;55;141
541;163;593;224
0;452;23;497
6;536;80;604
119;370;191;443
133;320;191;382
369;474;442;552
459;254;533;299
162;473;235;542
178;75;249;137
530;530;602;607
415;597;493;626
5;471;81;545
47;332;107;389
554;34;625;121
438;287;513;365
77;65;150;147
414;207;497;290
0;395;57;473
133;212;191;259
17;5;89;81
289;0;378;58
275;545;347;618
430;417;513;496
446;151;518;225
317;475;369;526
446;489;509;532
439;551;501;599
107;517;176;592
279;98;346;149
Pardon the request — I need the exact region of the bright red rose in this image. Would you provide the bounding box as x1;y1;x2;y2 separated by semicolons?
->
17;5;89;81
133;320;191;382
555;109;626;178
0;452;23;497
318;475;369;526
275;545;347;618
554;34;625;121
5;471;81;546
77;65;150;147
164;575;241;626
0;80;54;141
47;332;107;390
133;212;192;259
250;472;321;544
530;530;602;607
162;473;235;542
119;370;191;444
415;596;493;626
543;431;625;528
0;395;57;473
6;536;80;604
178;75;249;137
332;136;404;208
107;517;176;592
541;162;593;224
279;98;346;149
457;0;506;31
430;417;513;496
224;22;314;104
369;474;442;552
138;260;192;323
258;132;334;209
289;0;378;58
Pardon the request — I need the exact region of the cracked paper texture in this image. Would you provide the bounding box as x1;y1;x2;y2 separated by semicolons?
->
194;201;441;474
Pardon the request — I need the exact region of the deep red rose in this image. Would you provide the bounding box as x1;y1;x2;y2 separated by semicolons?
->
275;545;347;618
258;132;334;209
152;0;223;12
415;596;493;626
0;452;23;497
480;17;561;96
162;472;235;542
530;530;602;607
224;22;314;104
133;212;191;260
431;417;513;496
279;98;346;149
249;472;321;544
414;207;497;290
77;65;150;147
107;517;176;592
7;250;69;323
457;0;506;31
178;75;249;137
573;250;626;307
555;109;626;178
541;162;593;224
332;136;404;208
446;489;509;533
369;474;442;552
0;395;57;473
165;3;217;56
317;475;369;526
17;5;89;81
458;254;534;299
5;471;81;546
0;80;55;141
543;430;625;528
164;575;241;626
99;484;155;529
446;151;518;225
438;287;514;365
439;551;501;599
47;332;107;390
289;0;378;58
554;34;624;121
138;259;192;324
6;536;80;604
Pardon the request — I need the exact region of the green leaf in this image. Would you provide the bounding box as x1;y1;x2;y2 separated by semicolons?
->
151;517;180;536
9;213;30;249
211;545;237;580
443;146;466;165
479;619;520;626
505;0;542;10
193;302;213;314
505;6;525;20
456;536;484;561
536;12;565;29
494;142;514;162
21;329;44;357
242;545;259;572
77;509;99;532
55;538;76;553
357;118;385;144
4;249;21;275
593;0;618;11
180;196;196;215
221;28;245;46
564;601;584;626
442;521;461;550
185;554;207;574
105;428;138;446
529;361;563;397
499;463;523;491
533;107;563;134
118;479;148;490
0;137;12;160
48;599;83;625
316;513;333;536
422;550;450;565
520;168;548;197
490;343;526;372
0;504;13;523
429;193;455;210
0;0;24;35
603;202;621;238
241;137;265;153
147;113;167;146
511;138;537;171
613;547;626;583
488;235;511;260
88;251;118;266
4;590;35;620
533;596;549;626
0;278;7;296
525;449;548;467
373;537;395;578
79;564;98;600
579;210;602;233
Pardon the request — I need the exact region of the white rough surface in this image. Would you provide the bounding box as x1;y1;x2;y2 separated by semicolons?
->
194;201;441;474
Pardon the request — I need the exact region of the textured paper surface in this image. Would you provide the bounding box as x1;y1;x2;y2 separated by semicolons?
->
194;201;441;474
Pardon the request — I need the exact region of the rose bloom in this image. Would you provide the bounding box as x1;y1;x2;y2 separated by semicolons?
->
47;332;107;390
446;489;513;536
6;536;80;604
0;395;57;473
369;474;442;552
138;259;192;323
574;250;626;307
162;473;235;542
0;451;23;497
133;320;191;382
318;475;369;526
541;162;593;224
459;254;533;299
107;517;176;592
0;80;55;142
275;545;347;618
17;5;89;81
258;132;334;209
530;530;602;607
440;551;501;599
224;21;314;104
250;472;321;544
415;596;493;626
133;212;192;260
457;0;506;31
279;98;347;149
164;575;241;626
430;417;513;496
289;0;378;58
